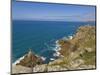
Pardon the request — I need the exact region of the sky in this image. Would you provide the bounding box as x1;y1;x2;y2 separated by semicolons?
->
12;0;96;22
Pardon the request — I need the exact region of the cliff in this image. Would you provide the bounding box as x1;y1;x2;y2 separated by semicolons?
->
47;25;96;70
12;25;96;74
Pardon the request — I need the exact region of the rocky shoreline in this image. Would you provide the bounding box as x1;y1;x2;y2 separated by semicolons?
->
12;25;96;74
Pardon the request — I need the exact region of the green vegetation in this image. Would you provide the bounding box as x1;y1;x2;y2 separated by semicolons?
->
13;26;96;73
56;26;96;68
83;38;95;48
78;51;96;65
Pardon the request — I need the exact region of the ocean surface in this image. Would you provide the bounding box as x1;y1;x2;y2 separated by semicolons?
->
12;20;95;63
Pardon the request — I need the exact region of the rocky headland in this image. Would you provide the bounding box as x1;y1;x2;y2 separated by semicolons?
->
12;25;96;74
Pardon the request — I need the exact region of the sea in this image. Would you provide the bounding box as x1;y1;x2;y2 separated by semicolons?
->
12;20;95;63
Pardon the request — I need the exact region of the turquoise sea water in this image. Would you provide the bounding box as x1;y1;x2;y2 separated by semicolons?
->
12;20;95;63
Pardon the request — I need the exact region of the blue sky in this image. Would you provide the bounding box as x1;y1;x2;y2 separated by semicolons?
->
12;1;96;21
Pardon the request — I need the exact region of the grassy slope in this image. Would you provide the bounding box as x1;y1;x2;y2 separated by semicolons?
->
49;26;96;69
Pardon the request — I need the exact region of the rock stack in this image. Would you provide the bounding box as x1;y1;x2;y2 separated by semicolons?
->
16;49;43;68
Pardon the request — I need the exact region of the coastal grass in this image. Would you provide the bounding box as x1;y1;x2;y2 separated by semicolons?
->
77;51;96;65
83;37;95;48
48;57;71;69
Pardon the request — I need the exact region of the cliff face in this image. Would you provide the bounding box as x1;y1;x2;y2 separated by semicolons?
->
12;26;96;74
49;26;96;70
59;26;95;57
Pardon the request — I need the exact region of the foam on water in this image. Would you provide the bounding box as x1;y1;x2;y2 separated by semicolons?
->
12;20;95;63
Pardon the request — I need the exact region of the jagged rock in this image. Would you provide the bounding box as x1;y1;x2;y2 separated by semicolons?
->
12;26;96;74
16;49;44;68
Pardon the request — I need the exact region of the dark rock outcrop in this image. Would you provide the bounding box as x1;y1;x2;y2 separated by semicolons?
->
16;49;43;68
